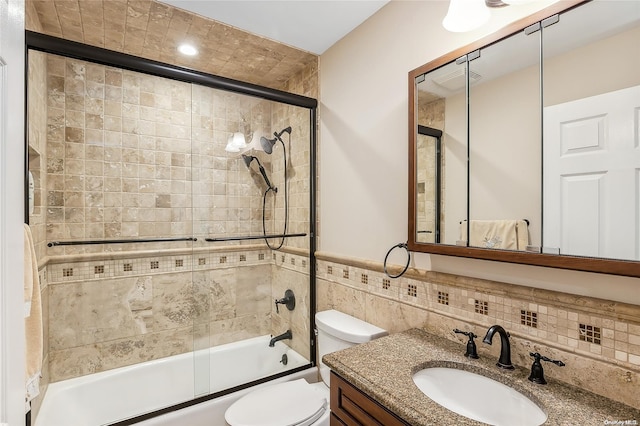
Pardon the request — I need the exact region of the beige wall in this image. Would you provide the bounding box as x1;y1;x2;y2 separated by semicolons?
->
319;0;640;305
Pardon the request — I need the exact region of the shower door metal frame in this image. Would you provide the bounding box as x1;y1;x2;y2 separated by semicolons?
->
25;31;318;425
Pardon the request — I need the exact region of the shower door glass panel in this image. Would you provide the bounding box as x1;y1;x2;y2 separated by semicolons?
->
28;52;197;424
28;47;314;424
468;28;541;252
190;85;313;396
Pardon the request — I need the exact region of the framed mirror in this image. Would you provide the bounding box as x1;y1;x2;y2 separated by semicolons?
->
408;0;640;277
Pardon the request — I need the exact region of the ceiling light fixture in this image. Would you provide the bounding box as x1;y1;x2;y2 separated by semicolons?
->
443;0;491;32
178;43;198;56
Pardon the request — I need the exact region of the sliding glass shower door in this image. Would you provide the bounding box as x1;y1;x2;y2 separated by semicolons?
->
27;34;315;424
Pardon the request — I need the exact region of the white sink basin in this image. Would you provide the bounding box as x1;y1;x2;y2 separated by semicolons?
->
412;367;547;426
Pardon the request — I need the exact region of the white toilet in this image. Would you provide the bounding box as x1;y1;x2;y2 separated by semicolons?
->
224;309;388;426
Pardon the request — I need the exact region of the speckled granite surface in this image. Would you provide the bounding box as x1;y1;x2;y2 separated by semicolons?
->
323;329;640;425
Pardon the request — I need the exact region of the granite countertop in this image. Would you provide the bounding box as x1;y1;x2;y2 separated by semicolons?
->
323;328;640;426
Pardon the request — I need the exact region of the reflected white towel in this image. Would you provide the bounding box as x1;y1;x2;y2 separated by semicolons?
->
461;220;519;250
516;220;530;251
24;224;43;404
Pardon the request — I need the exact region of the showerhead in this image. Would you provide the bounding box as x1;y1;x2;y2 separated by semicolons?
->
242;153;254;168
260;126;291;154
241;154;276;192
260;136;277;154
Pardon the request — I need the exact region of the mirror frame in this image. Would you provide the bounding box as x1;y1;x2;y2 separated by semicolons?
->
408;0;640;278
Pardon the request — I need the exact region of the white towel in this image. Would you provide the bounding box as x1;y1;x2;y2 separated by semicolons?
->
516;220;530;251
461;220;519;250
24;223;43;404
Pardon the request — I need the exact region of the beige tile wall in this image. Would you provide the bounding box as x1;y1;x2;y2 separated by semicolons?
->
28;50;49;261
43;54;302;254
316;253;640;409
45;247;312;382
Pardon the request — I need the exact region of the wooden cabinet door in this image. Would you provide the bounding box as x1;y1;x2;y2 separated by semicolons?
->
330;372;409;426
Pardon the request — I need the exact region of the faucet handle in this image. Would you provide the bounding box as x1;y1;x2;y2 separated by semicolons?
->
274;289;296;314
528;352;565;384
453;329;479;359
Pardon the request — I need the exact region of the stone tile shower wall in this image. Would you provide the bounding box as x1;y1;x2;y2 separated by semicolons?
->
39;54;314;383
316;254;640;409
44;54;274;251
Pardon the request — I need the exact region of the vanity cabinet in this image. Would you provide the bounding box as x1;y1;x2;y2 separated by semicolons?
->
330;372;409;426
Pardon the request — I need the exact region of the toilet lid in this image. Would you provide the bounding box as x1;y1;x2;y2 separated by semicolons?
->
225;379;327;426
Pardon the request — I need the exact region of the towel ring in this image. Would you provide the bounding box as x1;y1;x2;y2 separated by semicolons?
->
384;242;410;279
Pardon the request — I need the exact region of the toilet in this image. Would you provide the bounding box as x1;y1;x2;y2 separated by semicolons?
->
224;309;388;426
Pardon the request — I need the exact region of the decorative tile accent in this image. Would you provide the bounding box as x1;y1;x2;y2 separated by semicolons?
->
123;263;133;272
361;274;368;285
521;310;538;328
175;259;183;267
579;323;601;344
198;258;206;265
219;256;227;264
62;268;73;277
291;258;295;265
258;253;265;261
316;256;640;402
327;265;333;275
437;291;449;306
474;299;488;315
150;261;159;270
408;283;417;298
302;259;307;268
382;278;390;290
240;254;246;262
94;265;104;274
343;269;349;279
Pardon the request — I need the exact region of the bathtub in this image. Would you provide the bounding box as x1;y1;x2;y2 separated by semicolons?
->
35;335;314;426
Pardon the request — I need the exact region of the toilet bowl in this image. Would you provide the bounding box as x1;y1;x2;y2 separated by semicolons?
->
224;310;387;426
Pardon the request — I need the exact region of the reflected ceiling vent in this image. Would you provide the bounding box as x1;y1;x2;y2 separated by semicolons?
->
433;68;482;91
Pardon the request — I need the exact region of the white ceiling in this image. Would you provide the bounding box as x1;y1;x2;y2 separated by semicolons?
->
162;0;390;55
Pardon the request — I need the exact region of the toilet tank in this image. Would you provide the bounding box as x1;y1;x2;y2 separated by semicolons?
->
315;310;387;385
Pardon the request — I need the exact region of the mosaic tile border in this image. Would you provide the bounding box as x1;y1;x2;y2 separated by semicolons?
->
47;247;311;284
316;258;640;369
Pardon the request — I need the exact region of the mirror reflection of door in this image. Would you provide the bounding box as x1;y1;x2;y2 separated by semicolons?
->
416;126;442;243
544;85;640;260
542;0;640;261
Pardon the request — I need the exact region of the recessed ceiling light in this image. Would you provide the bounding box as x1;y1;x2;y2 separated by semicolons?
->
178;44;198;56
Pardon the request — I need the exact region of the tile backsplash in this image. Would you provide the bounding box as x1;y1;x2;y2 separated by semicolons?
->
316;253;640;408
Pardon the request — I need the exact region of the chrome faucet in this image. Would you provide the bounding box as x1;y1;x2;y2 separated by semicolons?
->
482;325;514;370
269;329;292;347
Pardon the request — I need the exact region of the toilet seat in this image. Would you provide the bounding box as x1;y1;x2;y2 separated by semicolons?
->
225;379;328;426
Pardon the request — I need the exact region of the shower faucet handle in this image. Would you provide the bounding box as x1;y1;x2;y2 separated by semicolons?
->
275;289;295;314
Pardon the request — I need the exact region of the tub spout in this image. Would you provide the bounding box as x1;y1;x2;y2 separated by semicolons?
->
269;329;292;347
